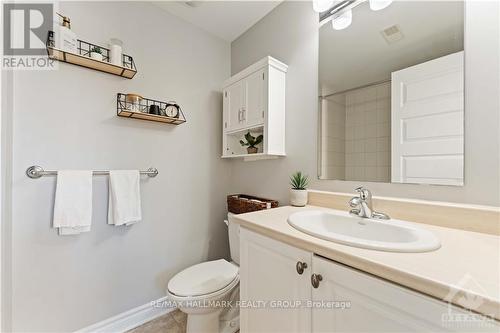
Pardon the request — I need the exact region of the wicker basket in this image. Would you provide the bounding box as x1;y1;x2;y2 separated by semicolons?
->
227;194;279;214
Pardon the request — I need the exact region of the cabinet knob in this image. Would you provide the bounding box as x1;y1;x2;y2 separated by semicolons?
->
296;261;308;275
311;274;323;288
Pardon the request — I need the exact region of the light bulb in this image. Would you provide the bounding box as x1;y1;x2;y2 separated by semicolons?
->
332;9;352;30
313;0;334;13
369;0;393;11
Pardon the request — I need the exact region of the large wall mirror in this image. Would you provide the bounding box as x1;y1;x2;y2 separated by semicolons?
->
318;1;464;186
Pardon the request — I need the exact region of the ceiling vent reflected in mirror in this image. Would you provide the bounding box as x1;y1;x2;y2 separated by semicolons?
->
381;24;404;44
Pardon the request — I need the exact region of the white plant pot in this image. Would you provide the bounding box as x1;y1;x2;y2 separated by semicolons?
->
90;52;103;61
290;189;308;207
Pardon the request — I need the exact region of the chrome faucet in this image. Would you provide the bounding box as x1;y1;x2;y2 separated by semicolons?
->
349;187;390;220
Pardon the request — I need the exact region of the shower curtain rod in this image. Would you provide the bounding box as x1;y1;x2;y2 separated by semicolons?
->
320;78;391;99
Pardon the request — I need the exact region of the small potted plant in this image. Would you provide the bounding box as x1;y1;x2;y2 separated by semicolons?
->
90;46;103;61
290;171;309;207
239;131;263;154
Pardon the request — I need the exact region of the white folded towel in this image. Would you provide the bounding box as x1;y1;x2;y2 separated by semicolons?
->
53;170;93;235
108;170;142;226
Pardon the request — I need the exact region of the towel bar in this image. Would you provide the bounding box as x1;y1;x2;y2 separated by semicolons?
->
26;165;158;179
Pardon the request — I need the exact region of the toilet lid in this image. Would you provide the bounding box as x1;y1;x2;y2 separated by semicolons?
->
168;259;239;297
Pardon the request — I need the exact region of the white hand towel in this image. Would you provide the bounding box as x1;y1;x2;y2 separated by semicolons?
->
108;170;142;226
53;170;93;235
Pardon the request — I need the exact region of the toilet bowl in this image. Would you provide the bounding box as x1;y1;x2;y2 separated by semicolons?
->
167;214;240;333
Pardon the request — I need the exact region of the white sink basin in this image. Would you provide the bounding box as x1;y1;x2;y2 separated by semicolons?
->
287;210;440;252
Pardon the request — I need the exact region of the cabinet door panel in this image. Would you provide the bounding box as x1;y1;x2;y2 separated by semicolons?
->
244;69;265;127
240;228;312;333
312;255;498;333
225;81;244;131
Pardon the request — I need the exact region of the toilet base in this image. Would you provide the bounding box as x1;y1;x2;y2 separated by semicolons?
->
186;310;221;333
220;314;239;333
185;312;239;333
180;284;240;333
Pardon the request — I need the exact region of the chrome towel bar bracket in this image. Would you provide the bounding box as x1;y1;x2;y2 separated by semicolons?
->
26;165;159;179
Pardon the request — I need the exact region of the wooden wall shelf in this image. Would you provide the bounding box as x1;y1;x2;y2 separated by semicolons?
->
116;93;186;125
46;31;137;79
117;110;186;125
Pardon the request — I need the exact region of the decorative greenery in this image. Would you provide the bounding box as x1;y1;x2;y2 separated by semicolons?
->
239;131;263;148
90;46;103;54
290;171;309;190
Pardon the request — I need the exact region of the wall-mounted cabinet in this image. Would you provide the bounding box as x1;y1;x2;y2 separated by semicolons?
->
222;56;287;161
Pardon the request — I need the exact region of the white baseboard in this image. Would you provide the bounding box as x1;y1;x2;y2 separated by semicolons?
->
76;296;175;333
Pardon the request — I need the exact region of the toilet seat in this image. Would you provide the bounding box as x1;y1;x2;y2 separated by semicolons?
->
168;259;239;298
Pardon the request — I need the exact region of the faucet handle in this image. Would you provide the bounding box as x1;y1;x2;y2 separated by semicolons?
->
354;186;371;200
354;186;365;193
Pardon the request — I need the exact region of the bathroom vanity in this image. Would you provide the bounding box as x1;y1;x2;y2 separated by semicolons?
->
234;205;500;333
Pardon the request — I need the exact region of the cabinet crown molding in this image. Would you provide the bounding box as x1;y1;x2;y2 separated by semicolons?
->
223;56;288;88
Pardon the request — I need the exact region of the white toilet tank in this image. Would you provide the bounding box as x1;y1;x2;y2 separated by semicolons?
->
227;213;240;265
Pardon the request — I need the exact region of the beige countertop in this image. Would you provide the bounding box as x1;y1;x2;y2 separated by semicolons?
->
233;205;500;320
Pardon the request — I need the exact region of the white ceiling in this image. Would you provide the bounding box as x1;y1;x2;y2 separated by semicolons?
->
320;1;464;96
153;1;282;42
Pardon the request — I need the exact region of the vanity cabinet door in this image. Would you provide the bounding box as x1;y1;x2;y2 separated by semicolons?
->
311;255;498;333
240;228;312;333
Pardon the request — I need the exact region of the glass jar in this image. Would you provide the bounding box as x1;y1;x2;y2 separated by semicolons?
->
125;93;144;113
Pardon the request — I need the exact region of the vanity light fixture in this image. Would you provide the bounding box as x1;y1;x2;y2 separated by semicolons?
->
369;0;393;11
313;0;335;13
332;9;352;30
318;0;393;29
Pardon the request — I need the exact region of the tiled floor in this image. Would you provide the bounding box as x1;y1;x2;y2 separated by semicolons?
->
128;310;187;333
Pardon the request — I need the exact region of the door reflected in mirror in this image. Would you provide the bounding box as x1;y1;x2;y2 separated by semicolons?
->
318;0;464;186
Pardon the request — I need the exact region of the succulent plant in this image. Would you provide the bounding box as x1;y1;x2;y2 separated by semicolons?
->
90;46;103;54
290;171;309;190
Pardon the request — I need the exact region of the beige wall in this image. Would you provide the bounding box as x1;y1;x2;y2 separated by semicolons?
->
4;2;231;331
321;82;391;182
344;82;391;182
230;1;500;207
320;96;345;180
230;1;319;205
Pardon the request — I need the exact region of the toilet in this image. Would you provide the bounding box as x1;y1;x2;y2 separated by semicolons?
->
167;214;240;333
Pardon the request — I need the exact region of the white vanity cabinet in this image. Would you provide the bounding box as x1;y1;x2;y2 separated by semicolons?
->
240;228;499;333
222;56;287;160
240;228;312;332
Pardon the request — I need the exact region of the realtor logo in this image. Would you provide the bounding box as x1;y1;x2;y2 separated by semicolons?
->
441;274;495;329
3;2;55;69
